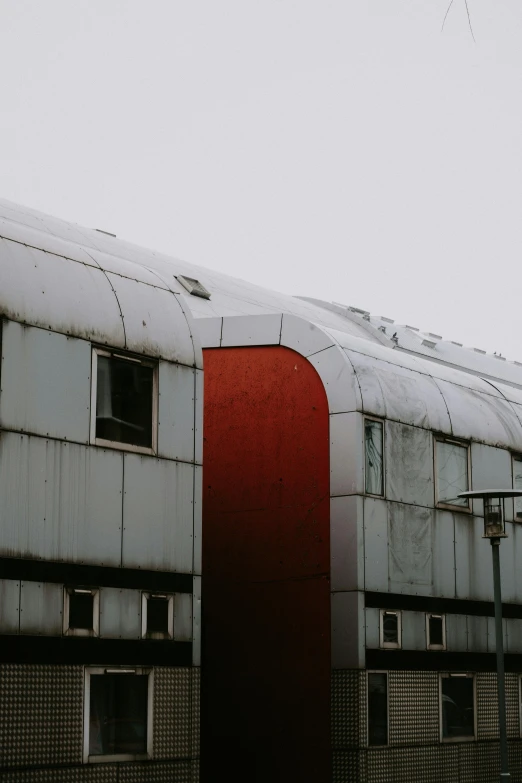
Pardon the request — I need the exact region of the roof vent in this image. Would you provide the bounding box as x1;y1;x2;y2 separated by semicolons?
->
473;348;486;355
347;306;370;321
176;275;211;300
450;341;463;347
426;332;442;340
379;316;395;324
95;228;116;238
422;339;437;349
405;325;419;332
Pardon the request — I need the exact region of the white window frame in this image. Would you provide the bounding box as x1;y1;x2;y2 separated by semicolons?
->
439;672;476;743
512;456;522;522
426;613;446;651
379;609;402;650
364;416;385;498
83;666;153;763
63;587;100;637
434;436;471;512
141;592;174;640
90;347;158;455
367;670;389;747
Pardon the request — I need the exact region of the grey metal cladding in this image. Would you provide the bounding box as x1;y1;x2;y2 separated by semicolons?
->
331;495;362;592
122;454;194;572
470;443;513;520
363;498;388;593
385;422;433;507
99;587;141;639
445;614;468;652
388;504;433;593
400;611;425;651
0;238;125;347
19;582;62;635
174;592;193;642
153;667;193;760
157;362;195;463
0;432;123;565
0;664;83;767
0;579;20;633
331;592;365;669
0;322;91;442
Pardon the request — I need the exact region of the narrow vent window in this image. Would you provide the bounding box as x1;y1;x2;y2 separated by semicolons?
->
176;275;211;300
365;418;384;496
142;593;174;639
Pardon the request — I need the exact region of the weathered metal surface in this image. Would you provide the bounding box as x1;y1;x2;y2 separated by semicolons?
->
308;345;361;414
220;313;282;347
157;362;196;463
330;412;364;497
0;237;125;346
331;591;365;669
19;581;62;635
446;613;468;652
401;611;426;651
0;432;123;565
364;607;380;649
193;466;202;576
174;592;193;642
331;495;362;592
0;321;91;443
99;586;141;639
385;421;434;507
192;576;201;667
280;313;336;357
363;497;389;593
0;579;20;634
469;444;513;519
122;454;194;572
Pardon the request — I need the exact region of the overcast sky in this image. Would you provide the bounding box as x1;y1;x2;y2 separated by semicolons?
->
1;1;521;359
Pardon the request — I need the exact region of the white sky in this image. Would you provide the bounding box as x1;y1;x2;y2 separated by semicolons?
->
1;1;521;359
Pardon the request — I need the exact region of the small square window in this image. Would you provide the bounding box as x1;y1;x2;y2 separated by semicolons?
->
84;667;152;762
513;457;522;521
440;673;475;741
379;610;401;649
141;593;174;639
64;588;99;637
368;672;388;746
435;438;470;510
365;418;384;496
91;349;157;453
426;614;446;650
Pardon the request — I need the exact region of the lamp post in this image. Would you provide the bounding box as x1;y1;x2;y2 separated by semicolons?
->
458;489;522;783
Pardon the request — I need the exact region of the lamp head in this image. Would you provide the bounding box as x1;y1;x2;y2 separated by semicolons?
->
458;489;522;539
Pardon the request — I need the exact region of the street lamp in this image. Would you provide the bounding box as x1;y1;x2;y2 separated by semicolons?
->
459;489;522;783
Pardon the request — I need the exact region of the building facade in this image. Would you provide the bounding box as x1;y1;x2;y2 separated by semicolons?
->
0;207;202;781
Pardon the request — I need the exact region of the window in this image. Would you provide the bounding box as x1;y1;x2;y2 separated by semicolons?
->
63;588;99;637
91;349;157;453
426;614;446;650
379;610;401;649
141;593;174;639
365;418;384;496
513;457;522;521
368;672;388;746
440;673;475;741
435;438;470;509
84;668;153;762
176;275;211;299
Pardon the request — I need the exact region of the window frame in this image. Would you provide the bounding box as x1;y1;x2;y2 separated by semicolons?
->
90;347;158;455
512;455;522;522
364;416;385;498
367;670;389;747
83;666;154;763
141;592;174;640
426;613;446;651
63;587;100;637
434;436;471;512
379;609;402;650
439;672;476;743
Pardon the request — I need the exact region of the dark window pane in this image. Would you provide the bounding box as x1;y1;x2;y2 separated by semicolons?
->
368;673;388;746
441;677;474;739
147;597;169;634
96;356;154;448
429;616;444;647
89;674;148;756
69;592;94;630
383;613;398;644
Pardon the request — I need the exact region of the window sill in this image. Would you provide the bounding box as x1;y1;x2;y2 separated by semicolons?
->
441;735;475;743
92;437;156;456
436;502;471;514
87;753;151;763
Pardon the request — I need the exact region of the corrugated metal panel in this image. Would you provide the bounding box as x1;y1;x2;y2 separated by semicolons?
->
157;362;196;463
106;272;196;365
0;580;20;634
0;237;125;346
0;432;123;565
385;422;434;507
20;582;62;635
122;454;193;572
174;592;193;642
99;587;141;639
0;321;91;443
